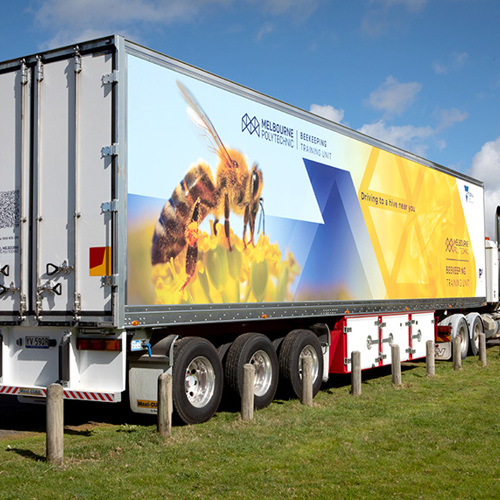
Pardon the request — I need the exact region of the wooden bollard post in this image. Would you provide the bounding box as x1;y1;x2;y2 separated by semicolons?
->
391;344;402;386
157;372;173;437
46;383;64;466
301;355;313;406
241;363;254;421
351;351;361;396
479;332;487;366
453;336;462;370
426;340;435;377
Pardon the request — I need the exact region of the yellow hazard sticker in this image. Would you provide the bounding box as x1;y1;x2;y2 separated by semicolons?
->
137;399;157;409
19;388;45;397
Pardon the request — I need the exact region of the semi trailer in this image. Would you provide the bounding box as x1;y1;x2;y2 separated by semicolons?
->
0;35;499;424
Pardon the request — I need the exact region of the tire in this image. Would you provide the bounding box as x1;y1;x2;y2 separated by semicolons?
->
279;329;324;398
172;337;223;425
466;313;483;356
225;333;279;410
449;314;469;360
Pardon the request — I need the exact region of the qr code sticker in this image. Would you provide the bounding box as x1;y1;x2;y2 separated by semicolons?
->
0;190;20;229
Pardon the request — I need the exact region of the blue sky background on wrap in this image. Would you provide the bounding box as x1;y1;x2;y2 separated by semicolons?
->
1;0;499;235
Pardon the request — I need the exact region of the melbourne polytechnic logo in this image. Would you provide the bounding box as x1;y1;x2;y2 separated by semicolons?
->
445;237;469;255
445;238;455;253
242;113;260;137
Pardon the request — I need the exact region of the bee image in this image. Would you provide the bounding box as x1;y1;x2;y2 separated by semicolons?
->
151;81;264;291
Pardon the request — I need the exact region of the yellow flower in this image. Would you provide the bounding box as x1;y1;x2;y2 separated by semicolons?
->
152;225;300;305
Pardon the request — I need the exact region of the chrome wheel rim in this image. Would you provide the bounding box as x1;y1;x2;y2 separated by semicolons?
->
472;321;481;350
250;350;273;397
298;345;319;382
457;321;468;357
185;356;215;408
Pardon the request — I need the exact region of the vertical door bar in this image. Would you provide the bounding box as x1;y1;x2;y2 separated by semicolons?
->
73;48;82;320
34;56;44;318
18;61;29;318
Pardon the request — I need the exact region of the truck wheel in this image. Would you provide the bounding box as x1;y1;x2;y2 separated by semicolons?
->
172;337;223;425
279;329;323;398
466;313;483;356
225;333;279;410
449;314;469;360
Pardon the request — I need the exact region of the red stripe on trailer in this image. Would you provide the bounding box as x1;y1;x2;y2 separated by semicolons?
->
0;385;117;402
0;386;19;395
63;390;117;402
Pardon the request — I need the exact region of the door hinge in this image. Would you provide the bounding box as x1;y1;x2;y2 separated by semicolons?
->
21;60;28;85
101;200;119;213
102;70;119;85
74;292;82;316
74;47;82;73
36;57;44;82
101;274;118;287
19;293;27;318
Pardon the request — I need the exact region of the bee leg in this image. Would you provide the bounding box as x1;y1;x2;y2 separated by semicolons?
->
242;205;250;249
224;192;233;252
180;245;198;293
180;199;201;292
249;197;264;246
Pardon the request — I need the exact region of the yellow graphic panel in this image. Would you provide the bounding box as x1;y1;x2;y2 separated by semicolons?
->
359;147;476;299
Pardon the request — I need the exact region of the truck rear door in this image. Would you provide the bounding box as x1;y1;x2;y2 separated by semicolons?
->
0;62;30;320
0;47;116;324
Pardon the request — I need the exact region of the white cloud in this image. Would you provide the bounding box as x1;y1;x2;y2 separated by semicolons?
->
33;0;319;48
358;105;468;158
370;0;427;11
361;0;427;36
436;108;468;130
256;22;274;41
247;0;320;19
366;75;422;116
34;0;232;48
358;120;433;156
468;136;500;239
433;51;469;75
309;104;345;123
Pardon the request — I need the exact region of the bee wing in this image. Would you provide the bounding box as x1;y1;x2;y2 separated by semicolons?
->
177;80;236;168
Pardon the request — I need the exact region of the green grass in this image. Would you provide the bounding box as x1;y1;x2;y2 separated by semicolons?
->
2;348;500;499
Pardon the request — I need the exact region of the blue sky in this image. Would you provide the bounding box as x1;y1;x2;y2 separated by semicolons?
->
1;0;499;233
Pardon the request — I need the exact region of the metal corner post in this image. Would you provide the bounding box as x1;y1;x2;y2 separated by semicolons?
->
112;35;129;329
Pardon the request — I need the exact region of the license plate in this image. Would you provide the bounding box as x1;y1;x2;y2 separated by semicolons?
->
25;336;51;349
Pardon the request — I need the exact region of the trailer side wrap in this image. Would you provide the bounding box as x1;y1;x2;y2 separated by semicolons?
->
126;52;485;310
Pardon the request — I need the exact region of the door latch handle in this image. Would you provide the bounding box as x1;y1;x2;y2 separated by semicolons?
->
46;260;74;276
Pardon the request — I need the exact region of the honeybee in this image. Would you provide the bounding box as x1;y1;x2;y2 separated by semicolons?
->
151;81;264;291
